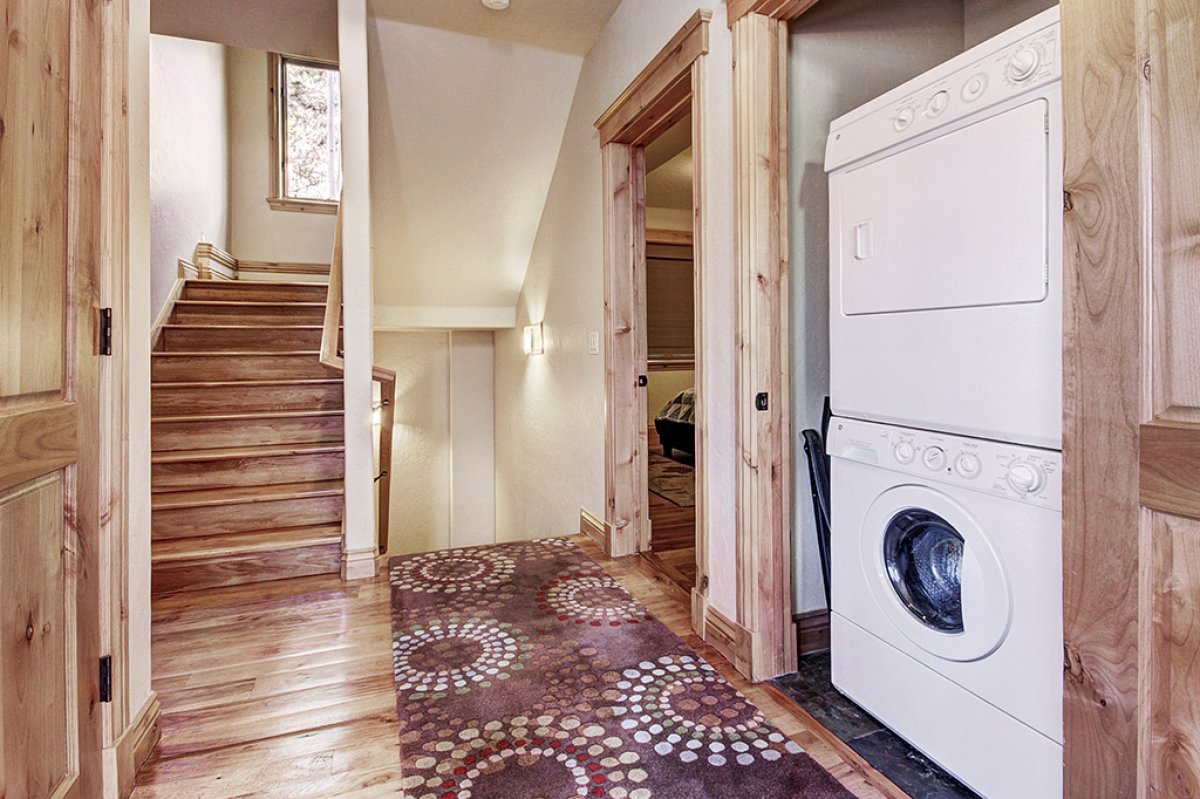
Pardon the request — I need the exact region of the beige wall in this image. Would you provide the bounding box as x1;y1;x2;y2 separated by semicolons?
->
494;0;741;616
647;371;694;427
151;0;338;61
365;16;582;327
963;0;1056;47
787;0;967;613
375;331;497;554
149;34;229;314
646;206;693;232
227;47;338;264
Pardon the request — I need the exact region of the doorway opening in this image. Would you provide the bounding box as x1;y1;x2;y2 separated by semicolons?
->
642;116;698;594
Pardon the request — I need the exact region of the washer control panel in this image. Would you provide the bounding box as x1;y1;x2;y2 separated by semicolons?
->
829;417;1062;511
827;8;1059;171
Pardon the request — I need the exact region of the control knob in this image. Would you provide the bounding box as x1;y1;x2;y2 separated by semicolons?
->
1007;461;1046;494
894;441;916;464
955;453;982;479
892;106;915;132
925;90;949;117
1007;46;1042;82
923;446;947;471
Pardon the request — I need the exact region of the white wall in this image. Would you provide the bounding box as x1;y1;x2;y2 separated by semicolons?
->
375;331;497;554
963;0;1056;47
227;47;337;263
149;34;230;314
366;17;582;328
787;0;966;614
494;1;740;617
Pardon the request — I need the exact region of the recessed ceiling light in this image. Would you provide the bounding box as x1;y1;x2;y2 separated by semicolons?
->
482;0;510;9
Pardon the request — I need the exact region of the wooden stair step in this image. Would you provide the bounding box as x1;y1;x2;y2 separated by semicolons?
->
159;324;327;352
151;442;345;492
151;525;342;595
152;525;342;562
151;410;344;451
181;279;328;304
151;351;333;382
151;378;343;416
152;480;344;540
170;300;327;325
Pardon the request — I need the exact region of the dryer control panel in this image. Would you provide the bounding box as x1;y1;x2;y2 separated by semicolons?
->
828;417;1062;512
826;6;1060;171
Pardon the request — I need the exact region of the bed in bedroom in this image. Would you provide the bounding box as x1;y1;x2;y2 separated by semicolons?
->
653;387;695;459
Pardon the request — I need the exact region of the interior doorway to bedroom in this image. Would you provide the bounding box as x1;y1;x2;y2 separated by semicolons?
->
642;116;698;594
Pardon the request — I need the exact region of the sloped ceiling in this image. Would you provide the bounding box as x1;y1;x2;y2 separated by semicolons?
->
367;16;585;329
368;0;622;56
150;0;338;61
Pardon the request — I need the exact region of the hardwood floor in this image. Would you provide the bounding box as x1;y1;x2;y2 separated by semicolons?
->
134;536;906;799
645;425;698;592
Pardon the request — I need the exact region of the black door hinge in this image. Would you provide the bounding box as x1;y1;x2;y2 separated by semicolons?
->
98;308;113;356
99;655;112;703
755;392;769;411
637;374;648;387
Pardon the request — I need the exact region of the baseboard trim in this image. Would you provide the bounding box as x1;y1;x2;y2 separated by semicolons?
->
150;278;185;351
112;692;161;798
795;608;831;655
704;605;754;677
579;507;610;556
341;547;377;581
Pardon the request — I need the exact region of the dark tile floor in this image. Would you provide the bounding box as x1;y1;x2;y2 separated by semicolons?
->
773;652;980;799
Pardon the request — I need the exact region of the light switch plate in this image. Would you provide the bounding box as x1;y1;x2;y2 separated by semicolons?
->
588;332;600;355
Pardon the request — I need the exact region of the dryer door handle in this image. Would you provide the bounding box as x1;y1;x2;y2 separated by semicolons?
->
854;220;874;261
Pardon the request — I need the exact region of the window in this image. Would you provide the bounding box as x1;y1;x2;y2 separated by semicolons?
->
269;54;341;213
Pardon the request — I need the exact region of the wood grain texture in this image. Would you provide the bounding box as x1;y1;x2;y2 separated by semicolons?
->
594;10;711;145
182;280;328;304
133;537;892;799
1061;0;1146;794
732;11;794;681
236;260;332;277
726;0;822;26
1141;422;1200;518
603;143;649;558
645;228;694;246
0;402;78;493
151;410;344;452
114;694;162;799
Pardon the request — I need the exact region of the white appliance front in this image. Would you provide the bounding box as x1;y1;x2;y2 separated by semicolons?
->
828;417;1063;798
827;8;1063;449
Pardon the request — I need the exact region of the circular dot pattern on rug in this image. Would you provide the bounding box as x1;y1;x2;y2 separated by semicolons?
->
393;618;533;700
537;569;651;627
390;549;516;594
610;655;803;766
402;712;649;799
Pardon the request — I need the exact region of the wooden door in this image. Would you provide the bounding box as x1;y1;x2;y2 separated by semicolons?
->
1;1;105;796
1063;0;1200;794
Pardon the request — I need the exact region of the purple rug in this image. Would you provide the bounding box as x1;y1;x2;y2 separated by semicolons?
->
389;538;853;799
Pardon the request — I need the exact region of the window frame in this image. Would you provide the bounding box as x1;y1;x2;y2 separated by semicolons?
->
268;52;341;215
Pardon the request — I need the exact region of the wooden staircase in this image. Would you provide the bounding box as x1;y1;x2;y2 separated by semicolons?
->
150;279;346;595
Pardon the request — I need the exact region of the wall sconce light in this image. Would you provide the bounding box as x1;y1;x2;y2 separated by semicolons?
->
372;398;387;425
522;322;545;356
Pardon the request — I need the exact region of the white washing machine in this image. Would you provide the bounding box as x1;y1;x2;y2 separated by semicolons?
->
828;417;1062;798
826;8;1063;450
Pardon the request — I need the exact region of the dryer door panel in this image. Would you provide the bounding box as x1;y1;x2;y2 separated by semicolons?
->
837;100;1049;316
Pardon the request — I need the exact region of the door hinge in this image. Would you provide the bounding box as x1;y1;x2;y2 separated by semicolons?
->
755;392;769;412
98;307;113;356
99;655;112;703
700;575;709;591
637;374;648;387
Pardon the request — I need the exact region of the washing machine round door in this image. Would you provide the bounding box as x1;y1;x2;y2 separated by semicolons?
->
861;485;1011;662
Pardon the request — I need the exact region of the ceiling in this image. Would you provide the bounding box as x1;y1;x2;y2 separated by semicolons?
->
367;0;622;55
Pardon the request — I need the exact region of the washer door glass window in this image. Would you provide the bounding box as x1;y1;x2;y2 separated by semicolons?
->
883;510;964;633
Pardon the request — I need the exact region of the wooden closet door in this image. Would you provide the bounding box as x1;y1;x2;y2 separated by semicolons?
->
1063;0;1200;794
0;1;104;796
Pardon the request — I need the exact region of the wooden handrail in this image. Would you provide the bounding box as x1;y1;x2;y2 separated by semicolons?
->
322;202;396;556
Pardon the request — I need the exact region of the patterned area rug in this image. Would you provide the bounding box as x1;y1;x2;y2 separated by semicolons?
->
389;539;852;799
648;451;695;507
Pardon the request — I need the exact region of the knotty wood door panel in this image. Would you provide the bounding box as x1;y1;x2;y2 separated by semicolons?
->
0;0;104;795
1063;0;1200;793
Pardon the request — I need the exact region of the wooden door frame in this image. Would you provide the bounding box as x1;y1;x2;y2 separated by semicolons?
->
595;11;710;622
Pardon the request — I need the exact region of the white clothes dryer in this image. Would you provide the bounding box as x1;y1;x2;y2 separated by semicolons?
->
828;417;1063;798
827;8;1063;449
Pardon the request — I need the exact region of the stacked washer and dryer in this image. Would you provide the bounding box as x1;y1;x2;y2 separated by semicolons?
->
823;8;1063;799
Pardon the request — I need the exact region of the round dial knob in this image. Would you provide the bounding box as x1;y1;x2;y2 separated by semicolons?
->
894;441;916;464
892;107;915;132
1007;47;1042;82
955;453;982;479
1007;461;1046;493
923;446;947;471
925;90;949;116
962;73;988;102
